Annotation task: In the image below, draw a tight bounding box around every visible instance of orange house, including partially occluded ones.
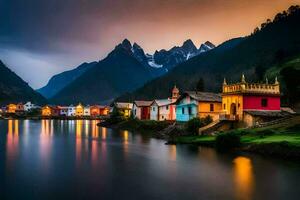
[90,105,101,116]
[42,106,60,117]
[7,104,17,113]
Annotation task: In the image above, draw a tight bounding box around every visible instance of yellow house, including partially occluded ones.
[7,104,17,113]
[42,106,52,116]
[113,102,133,118]
[198,101,223,121]
[76,103,84,116]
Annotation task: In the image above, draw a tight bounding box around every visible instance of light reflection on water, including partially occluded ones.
[233,156,254,200]
[1,119,300,200]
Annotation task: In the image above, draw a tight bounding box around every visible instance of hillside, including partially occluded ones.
[50,40,160,105]
[37,62,97,98]
[116,5,300,108]
[0,60,47,105]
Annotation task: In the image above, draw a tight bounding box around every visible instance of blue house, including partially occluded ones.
[175,92,198,122]
[175,91,222,122]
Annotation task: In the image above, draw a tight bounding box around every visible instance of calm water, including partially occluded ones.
[0,120,300,200]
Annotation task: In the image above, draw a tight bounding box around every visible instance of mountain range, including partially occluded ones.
[39,39,214,104]
[116,5,300,109]
[0,60,47,106]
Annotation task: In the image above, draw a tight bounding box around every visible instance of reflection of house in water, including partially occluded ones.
[6,120,19,165]
[233,156,254,200]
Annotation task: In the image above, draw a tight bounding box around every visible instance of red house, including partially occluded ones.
[221,75,288,126]
[132,101,152,120]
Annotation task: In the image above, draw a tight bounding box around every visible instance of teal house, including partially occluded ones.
[175,91,222,122]
[175,92,199,122]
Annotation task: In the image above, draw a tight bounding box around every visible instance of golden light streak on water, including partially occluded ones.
[233,156,254,200]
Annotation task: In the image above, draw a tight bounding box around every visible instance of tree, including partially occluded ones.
[196,78,205,92]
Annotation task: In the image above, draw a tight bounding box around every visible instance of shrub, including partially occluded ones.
[216,132,241,151]
[201,115,213,126]
[185,118,203,135]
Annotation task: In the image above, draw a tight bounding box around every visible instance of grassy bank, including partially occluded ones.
[173,116,300,158]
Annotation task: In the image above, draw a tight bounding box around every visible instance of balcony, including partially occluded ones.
[219,114,239,121]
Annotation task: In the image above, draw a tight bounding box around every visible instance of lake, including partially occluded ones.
[0,120,300,200]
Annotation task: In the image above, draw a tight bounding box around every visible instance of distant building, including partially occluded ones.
[67,105,76,116]
[150,85,179,121]
[113,102,133,118]
[132,101,152,120]
[6,104,17,113]
[24,102,37,111]
[16,103,25,113]
[221,75,284,126]
[175,91,222,122]
[75,103,84,116]
[42,105,60,117]
[59,106,68,116]
[84,106,90,116]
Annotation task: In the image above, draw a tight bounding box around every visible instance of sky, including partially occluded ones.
[1,0,300,89]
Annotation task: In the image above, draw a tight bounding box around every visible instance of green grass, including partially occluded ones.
[174,116,300,147]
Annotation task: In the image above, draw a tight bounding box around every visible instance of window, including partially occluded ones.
[166,105,169,110]
[223,104,226,109]
[182,107,185,114]
[261,98,268,107]
[210,104,214,112]
[188,107,192,115]
[152,107,155,111]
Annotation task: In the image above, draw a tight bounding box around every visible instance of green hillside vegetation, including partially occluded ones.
[117,5,300,108]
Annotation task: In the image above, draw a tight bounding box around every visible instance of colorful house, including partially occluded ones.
[150,99,176,121]
[24,102,35,111]
[221,75,282,126]
[42,106,60,117]
[132,101,152,120]
[90,105,101,116]
[150,85,179,121]
[67,105,76,116]
[100,106,110,115]
[113,102,133,118]
[6,104,17,113]
[175,91,222,122]
[59,106,68,116]
[16,103,25,113]
[84,106,90,116]
[75,103,84,116]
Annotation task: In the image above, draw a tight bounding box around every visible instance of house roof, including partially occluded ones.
[152,99,176,107]
[177,91,222,103]
[134,100,153,107]
[244,110,291,117]
[114,102,133,109]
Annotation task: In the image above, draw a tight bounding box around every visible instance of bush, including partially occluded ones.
[185,116,213,135]
[216,132,241,151]
[185,118,203,135]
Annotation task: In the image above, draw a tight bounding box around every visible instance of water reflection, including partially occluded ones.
[168,145,177,161]
[40,120,52,169]
[6,120,19,167]
[233,156,254,200]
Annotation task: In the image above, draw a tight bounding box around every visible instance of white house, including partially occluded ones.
[150,99,176,121]
[67,105,76,116]
[132,101,152,120]
[59,106,68,116]
[24,102,37,111]
[84,106,90,116]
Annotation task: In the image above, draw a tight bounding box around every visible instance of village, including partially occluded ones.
[1,75,296,135]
